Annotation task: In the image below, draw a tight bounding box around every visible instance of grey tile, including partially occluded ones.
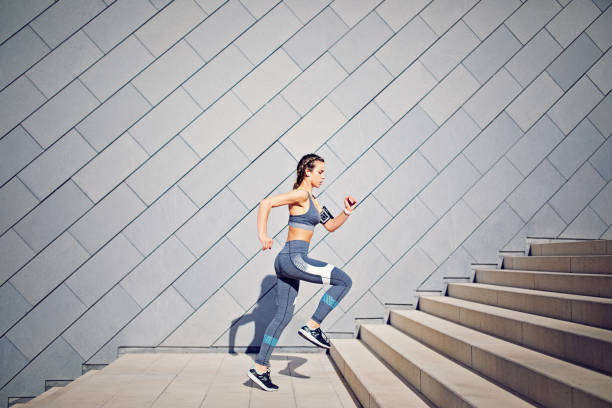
[183,45,253,109]
[464,112,524,174]
[0,26,49,90]
[371,245,437,304]
[63,285,141,360]
[233,49,301,112]
[18,130,96,200]
[506,115,564,176]
[592,0,612,11]
[179,139,249,207]
[548,76,603,134]
[121,236,194,308]
[420,0,478,35]
[132,40,203,106]
[506,72,563,132]
[419,154,481,218]
[22,80,99,149]
[463,202,524,262]
[0,230,34,286]
[505,0,561,44]
[375,15,437,76]
[282,7,349,70]
[26,30,102,98]
[373,105,438,169]
[76,84,151,152]
[375,0,430,31]
[0,282,31,336]
[6,284,86,359]
[420,64,480,126]
[590,181,612,224]
[546,0,601,48]
[561,206,607,238]
[69,183,146,254]
[14,180,93,252]
[547,33,602,91]
[327,103,392,166]
[0,178,38,236]
[505,29,562,87]
[373,152,437,216]
[135,0,207,57]
[92,286,193,362]
[239,0,277,18]
[126,136,199,205]
[586,4,612,51]
[550,162,606,223]
[373,198,437,263]
[235,3,302,65]
[506,159,565,222]
[418,246,475,290]
[281,52,347,116]
[331,0,379,27]
[590,138,612,181]
[463,24,522,84]
[186,0,254,62]
[0,77,45,140]
[29,0,106,49]
[329,56,393,118]
[176,187,247,257]
[589,92,612,137]
[329,11,393,73]
[230,94,298,160]
[588,48,612,94]
[66,233,143,307]
[463,0,522,40]
[420,21,480,81]
[324,195,391,263]
[339,243,390,310]
[123,186,197,256]
[181,91,251,158]
[83,0,156,52]
[0,337,28,390]
[160,287,242,347]
[0,0,54,44]
[9,232,89,306]
[418,199,481,265]
[328,291,385,332]
[284,0,331,23]
[463,68,522,129]
[374,60,435,122]
[549,119,605,179]
[504,204,566,249]
[195,0,225,13]
[173,237,245,309]
[419,108,481,172]
[0,126,42,186]
[72,133,149,203]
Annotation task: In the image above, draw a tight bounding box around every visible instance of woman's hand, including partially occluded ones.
[259,234,273,251]
[344,195,357,212]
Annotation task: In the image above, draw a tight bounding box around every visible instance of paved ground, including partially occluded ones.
[19,352,360,408]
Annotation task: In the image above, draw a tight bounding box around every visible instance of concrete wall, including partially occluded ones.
[0,0,610,404]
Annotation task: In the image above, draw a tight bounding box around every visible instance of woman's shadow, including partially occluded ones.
[228,275,309,379]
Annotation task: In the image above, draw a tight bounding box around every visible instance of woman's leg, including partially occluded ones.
[310,264,352,324]
[254,275,299,368]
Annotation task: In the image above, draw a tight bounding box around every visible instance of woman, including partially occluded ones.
[247,153,357,391]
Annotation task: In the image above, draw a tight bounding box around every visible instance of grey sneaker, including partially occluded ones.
[298,325,330,349]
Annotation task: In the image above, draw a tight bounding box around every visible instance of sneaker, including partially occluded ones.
[298,325,330,349]
[248,368,279,392]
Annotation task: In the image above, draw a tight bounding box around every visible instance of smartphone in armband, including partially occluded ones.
[320,206,334,224]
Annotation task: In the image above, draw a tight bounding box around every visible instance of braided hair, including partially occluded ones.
[293,153,324,189]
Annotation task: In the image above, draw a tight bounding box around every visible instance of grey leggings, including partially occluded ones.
[255,240,352,367]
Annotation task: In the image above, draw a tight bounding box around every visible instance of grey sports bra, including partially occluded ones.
[288,191,321,231]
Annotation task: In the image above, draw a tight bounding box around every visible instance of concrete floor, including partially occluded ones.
[20,352,360,408]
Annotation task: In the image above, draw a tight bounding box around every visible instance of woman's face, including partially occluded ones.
[307,160,326,188]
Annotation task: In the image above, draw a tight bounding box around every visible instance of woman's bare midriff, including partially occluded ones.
[286,226,314,243]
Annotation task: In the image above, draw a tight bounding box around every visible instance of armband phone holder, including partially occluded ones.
[320,206,333,224]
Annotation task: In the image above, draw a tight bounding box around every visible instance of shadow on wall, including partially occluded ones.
[228,275,277,354]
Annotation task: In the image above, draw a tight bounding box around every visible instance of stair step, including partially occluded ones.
[475,268,612,297]
[330,339,429,408]
[419,295,612,375]
[390,310,612,408]
[448,282,612,329]
[21,370,99,407]
[360,324,535,407]
[503,255,612,274]
[531,240,612,256]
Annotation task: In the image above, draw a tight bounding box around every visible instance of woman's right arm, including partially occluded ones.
[258,189,308,251]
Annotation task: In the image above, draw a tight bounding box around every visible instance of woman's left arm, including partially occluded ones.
[322,195,357,232]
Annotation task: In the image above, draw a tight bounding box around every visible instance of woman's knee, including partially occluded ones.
[332,267,352,289]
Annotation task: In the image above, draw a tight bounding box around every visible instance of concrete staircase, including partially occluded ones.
[330,239,612,408]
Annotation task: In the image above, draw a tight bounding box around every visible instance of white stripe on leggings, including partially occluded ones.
[290,254,334,284]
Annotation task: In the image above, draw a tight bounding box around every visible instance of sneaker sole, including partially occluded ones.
[247,371,278,392]
[298,328,330,349]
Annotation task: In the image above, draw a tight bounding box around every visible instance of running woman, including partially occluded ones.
[247,153,357,391]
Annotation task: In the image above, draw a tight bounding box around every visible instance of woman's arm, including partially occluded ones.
[258,189,308,250]
[322,195,357,232]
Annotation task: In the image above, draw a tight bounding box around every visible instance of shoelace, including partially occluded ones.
[313,327,329,343]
